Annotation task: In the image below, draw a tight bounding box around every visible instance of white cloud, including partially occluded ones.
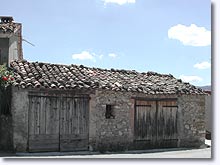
[98,54,104,59]
[103,0,135,5]
[179,75,203,83]
[194,61,211,69]
[168,24,211,46]
[108,53,117,58]
[72,51,95,61]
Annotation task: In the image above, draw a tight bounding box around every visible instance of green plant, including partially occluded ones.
[0,64,14,89]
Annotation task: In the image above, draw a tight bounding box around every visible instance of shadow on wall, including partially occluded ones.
[0,86,13,152]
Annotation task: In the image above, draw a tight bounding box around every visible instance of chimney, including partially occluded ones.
[0,16,23,66]
[0,16,14,24]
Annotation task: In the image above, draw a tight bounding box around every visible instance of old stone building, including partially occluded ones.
[8,60,205,152]
[0,17,206,153]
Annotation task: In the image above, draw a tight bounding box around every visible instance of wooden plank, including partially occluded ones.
[63,97,67,135]
[60,97,65,135]
[29,143,59,149]
[157,102,178,141]
[29,143,59,152]
[28,134,59,152]
[81,98,85,135]
[156,104,164,141]
[84,98,89,135]
[59,97,89,152]
[67,97,72,134]
[39,97,46,134]
[29,139,59,144]
[171,107,178,139]
[29,134,59,140]
[60,139,88,151]
[34,96,39,134]
[160,100,177,107]
[76,98,80,135]
[80,98,84,134]
[45,97,50,134]
[29,96,35,135]
[51,97,58,134]
[85,98,89,138]
[136,100,154,106]
[133,97,177,102]
[28,90,91,98]
[54,97,59,134]
[70,98,74,135]
[60,98,64,135]
[33,97,37,134]
[45,97,59,134]
[72,98,77,134]
[134,103,156,141]
[46,97,52,134]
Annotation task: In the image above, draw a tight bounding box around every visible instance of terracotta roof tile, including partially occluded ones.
[0,22,19,33]
[10,60,205,95]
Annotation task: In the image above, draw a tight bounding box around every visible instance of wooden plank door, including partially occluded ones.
[28,96,60,152]
[59,97,89,151]
[157,100,178,147]
[134,100,156,142]
[134,99,178,148]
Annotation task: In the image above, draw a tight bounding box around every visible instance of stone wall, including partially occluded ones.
[0,87,13,151]
[11,87,29,152]
[89,90,206,151]
[205,95,212,133]
[178,95,206,148]
[9,87,206,152]
[89,90,134,151]
[0,115,13,151]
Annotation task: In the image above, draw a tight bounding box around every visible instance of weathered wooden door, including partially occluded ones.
[157,100,178,145]
[28,93,89,152]
[134,99,178,148]
[59,97,89,151]
[134,100,157,141]
[28,96,60,152]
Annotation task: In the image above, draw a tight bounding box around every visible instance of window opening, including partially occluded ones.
[105,104,115,119]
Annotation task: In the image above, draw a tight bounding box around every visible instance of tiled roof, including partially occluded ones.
[0,22,19,33]
[10,60,205,95]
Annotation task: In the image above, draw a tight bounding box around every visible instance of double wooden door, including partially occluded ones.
[28,93,89,152]
[134,99,178,148]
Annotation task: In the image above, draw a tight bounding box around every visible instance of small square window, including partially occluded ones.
[105,104,115,119]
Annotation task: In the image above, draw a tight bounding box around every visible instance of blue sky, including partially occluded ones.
[1,0,211,86]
